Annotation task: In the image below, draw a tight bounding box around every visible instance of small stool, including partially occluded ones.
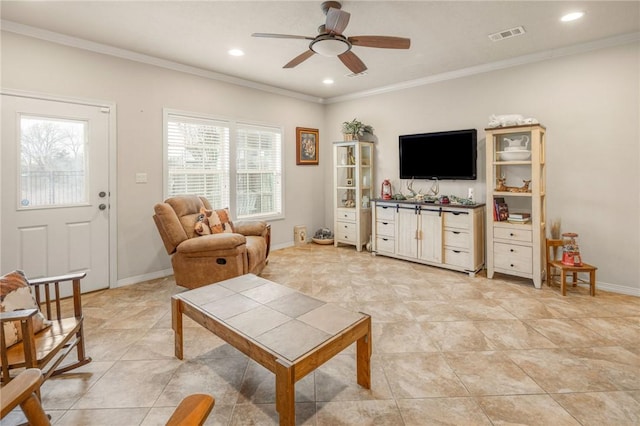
[546,239,597,296]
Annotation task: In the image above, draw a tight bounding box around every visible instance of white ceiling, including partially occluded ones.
[1,1,639,102]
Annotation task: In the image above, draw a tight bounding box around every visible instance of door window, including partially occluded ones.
[19,115,88,208]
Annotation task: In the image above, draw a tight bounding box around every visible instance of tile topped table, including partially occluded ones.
[171,274,372,425]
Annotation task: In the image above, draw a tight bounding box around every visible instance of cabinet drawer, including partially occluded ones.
[376,237,395,254]
[337,209,356,221]
[494,242,532,259]
[444,229,470,249]
[336,221,356,242]
[443,211,469,229]
[444,248,469,268]
[494,252,532,274]
[494,226,532,243]
[376,220,395,237]
[376,205,395,221]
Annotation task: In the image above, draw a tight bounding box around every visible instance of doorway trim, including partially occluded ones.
[1,88,118,288]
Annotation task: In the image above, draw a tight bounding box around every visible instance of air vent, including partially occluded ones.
[346,71,368,78]
[488,26,526,42]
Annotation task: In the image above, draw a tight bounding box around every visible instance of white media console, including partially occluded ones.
[371,199,485,277]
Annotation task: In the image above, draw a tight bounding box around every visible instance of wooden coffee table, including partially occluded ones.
[171,274,371,426]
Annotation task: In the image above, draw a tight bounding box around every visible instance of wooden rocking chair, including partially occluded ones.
[0,273,92,384]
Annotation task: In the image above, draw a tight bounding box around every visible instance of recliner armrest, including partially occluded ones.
[176,233,246,254]
[234,221,268,237]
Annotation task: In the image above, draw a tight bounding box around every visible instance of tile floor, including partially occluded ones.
[3,244,640,425]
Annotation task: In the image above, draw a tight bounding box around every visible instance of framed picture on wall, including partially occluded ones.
[296,127,319,165]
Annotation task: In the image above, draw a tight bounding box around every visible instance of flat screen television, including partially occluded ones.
[399,128,477,180]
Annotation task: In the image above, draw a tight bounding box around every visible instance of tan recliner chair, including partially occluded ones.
[153,195,270,289]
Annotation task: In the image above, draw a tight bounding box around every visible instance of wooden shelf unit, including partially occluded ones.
[333,141,374,251]
[485,124,546,288]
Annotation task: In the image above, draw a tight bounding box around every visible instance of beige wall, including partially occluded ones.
[1,32,327,284]
[325,42,639,295]
[2,31,638,295]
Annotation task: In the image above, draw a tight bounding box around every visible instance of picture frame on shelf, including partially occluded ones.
[296,127,319,165]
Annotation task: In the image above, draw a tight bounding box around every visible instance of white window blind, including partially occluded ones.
[236,123,282,218]
[165,113,230,208]
[164,109,283,221]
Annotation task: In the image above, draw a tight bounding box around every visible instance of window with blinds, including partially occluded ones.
[164,110,283,220]
[236,123,282,218]
[165,113,230,208]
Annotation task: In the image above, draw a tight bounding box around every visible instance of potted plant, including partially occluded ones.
[342,119,374,141]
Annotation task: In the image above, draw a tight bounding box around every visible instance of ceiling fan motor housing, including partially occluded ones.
[321,1,342,15]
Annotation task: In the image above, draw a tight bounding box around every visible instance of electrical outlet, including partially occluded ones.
[468,188,474,200]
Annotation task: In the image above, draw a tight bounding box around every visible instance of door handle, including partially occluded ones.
[99,191,107,198]
[99,204,107,210]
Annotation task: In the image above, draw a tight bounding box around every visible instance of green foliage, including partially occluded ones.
[341,119,374,137]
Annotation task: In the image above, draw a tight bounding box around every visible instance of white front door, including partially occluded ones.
[1,94,111,293]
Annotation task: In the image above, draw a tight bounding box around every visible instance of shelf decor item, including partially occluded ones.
[342,119,373,141]
[561,232,582,266]
[296,127,319,165]
[381,178,392,200]
[312,227,334,245]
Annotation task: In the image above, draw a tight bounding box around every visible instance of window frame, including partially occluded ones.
[163,108,284,221]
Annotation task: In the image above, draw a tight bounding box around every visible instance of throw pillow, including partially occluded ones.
[209,208,234,234]
[194,207,212,236]
[0,270,51,348]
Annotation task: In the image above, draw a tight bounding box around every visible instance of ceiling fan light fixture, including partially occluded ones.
[310,36,350,56]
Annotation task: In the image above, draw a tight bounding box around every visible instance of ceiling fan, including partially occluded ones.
[252,1,411,74]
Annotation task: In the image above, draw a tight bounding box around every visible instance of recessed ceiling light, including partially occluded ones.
[323,78,334,85]
[228,49,244,56]
[561,12,584,22]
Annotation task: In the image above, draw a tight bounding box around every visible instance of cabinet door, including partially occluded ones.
[418,210,442,263]
[397,208,418,258]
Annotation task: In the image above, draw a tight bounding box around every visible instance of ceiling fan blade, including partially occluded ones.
[338,51,367,74]
[252,33,314,40]
[348,35,411,49]
[325,8,350,34]
[283,50,316,68]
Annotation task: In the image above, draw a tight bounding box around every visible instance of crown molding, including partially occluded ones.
[2,19,637,105]
[0,20,324,104]
[324,31,640,104]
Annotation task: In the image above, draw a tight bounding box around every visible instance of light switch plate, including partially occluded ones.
[136,173,147,183]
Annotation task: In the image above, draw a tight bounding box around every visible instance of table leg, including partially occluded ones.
[172,297,184,360]
[356,317,372,389]
[590,270,596,296]
[275,359,295,426]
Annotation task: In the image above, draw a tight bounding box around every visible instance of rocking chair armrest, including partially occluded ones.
[28,272,87,286]
[165,394,215,426]
[0,309,39,322]
[0,368,45,420]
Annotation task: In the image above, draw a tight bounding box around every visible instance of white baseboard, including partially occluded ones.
[115,268,173,288]
[271,241,295,251]
[595,281,640,297]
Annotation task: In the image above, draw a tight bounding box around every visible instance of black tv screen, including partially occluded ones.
[399,129,477,180]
